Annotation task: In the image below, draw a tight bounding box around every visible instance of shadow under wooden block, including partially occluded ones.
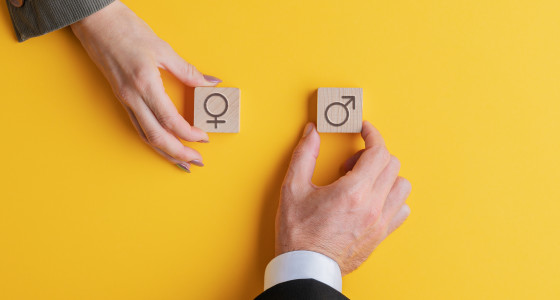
[317,88,363,133]
[308,89,318,125]
[194,87,240,133]
[183,85,195,125]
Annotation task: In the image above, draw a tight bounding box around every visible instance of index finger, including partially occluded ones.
[362,120,386,150]
[343,121,390,184]
[145,83,209,143]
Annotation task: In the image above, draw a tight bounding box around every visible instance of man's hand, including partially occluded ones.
[70,1,220,171]
[276,121,411,275]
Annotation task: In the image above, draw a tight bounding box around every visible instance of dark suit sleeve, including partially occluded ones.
[6,0,115,42]
[255,279,349,300]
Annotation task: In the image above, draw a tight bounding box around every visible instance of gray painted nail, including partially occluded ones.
[190,160,204,167]
[203,75,222,83]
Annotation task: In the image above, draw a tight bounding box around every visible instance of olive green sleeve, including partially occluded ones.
[6,0,115,42]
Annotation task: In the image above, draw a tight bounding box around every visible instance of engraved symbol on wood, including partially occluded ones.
[325,96,356,127]
[204,93,229,129]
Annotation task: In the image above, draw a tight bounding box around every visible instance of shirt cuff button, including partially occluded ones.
[9,0,24,8]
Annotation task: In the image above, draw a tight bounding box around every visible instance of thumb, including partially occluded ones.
[161,50,222,87]
[284,123,321,192]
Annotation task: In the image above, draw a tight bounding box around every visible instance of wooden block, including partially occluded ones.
[317,88,363,133]
[194,87,240,133]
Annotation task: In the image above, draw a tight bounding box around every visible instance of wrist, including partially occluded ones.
[276,237,342,270]
[70,0,120,37]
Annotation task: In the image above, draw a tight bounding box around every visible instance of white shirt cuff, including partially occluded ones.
[264,250,342,292]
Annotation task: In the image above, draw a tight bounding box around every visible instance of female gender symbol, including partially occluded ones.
[204,93,229,129]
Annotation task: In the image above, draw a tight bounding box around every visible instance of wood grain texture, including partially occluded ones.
[317,88,363,133]
[194,87,240,133]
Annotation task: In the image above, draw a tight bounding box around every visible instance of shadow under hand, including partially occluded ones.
[63,28,137,135]
[237,89,322,298]
[236,127,303,299]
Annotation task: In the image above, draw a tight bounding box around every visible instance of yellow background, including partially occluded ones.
[1,0,559,299]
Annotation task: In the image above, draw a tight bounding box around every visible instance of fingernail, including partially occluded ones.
[302,123,313,137]
[198,140,210,143]
[190,160,204,167]
[176,163,191,173]
[203,75,222,84]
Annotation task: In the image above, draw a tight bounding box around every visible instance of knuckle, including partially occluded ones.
[158,113,178,130]
[365,145,390,165]
[399,178,412,195]
[366,207,387,232]
[403,204,411,215]
[133,67,158,91]
[403,204,411,217]
[378,221,389,236]
[189,64,199,77]
[281,180,298,200]
[145,130,166,148]
[368,205,383,223]
[291,148,306,162]
[346,187,365,206]
[375,146,391,163]
[116,86,134,104]
[390,155,401,171]
[180,61,197,79]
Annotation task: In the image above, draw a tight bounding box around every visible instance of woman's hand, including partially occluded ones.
[71,1,220,172]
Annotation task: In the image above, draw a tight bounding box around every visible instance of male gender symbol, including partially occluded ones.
[204,93,229,129]
[325,95,356,127]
